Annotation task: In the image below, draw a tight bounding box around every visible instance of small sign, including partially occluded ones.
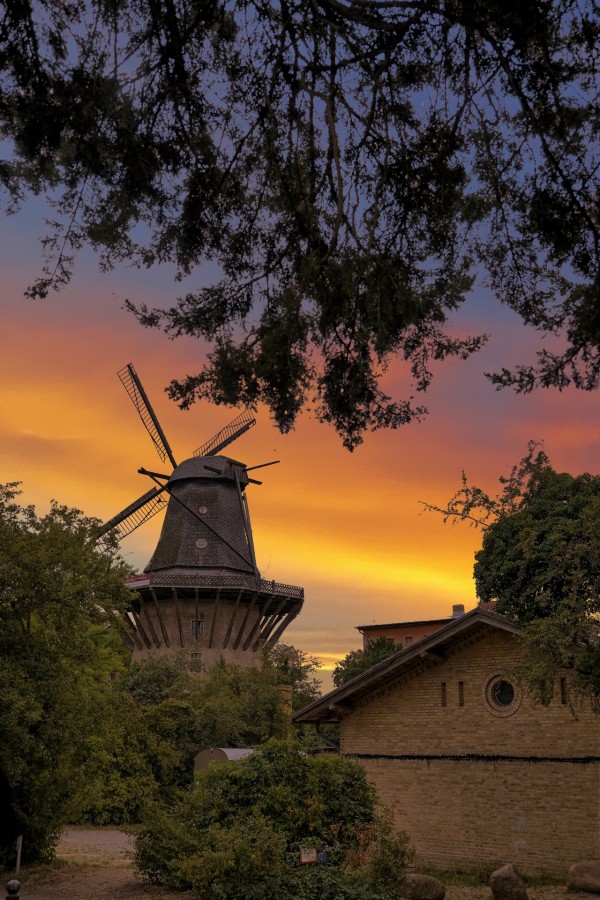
[300,848,318,865]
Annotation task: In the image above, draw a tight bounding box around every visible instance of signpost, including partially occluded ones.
[299,847,328,865]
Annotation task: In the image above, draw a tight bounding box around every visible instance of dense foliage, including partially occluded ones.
[77,655,291,825]
[264,642,323,711]
[427,445,600,702]
[0,483,132,866]
[134,740,412,899]
[333,637,399,687]
[1,2,599,448]
[0,483,316,866]
[475,467,600,702]
[474,470,600,624]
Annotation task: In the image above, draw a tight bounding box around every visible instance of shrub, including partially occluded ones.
[134,741,411,898]
[174,813,287,899]
[285,863,398,900]
[343,809,414,891]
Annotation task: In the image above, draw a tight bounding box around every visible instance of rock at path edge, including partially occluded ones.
[490,863,528,900]
[568,861,600,894]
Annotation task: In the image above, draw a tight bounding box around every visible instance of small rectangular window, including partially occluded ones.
[404,636,413,646]
[190,618,204,637]
[560,677,567,705]
[458,681,464,707]
[441,682,447,707]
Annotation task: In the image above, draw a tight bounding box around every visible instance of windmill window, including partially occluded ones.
[189,651,202,672]
[195,538,208,549]
[404,636,413,646]
[191,618,204,637]
[198,504,208,514]
[441,682,447,707]
[458,681,464,707]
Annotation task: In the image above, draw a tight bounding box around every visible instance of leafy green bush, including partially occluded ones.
[343,809,413,891]
[135,741,412,898]
[285,864,400,900]
[74,657,291,827]
[174,813,287,899]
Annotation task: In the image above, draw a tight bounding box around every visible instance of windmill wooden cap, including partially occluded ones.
[169,454,249,487]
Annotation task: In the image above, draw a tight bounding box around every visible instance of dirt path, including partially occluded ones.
[8,828,594,900]
[14,827,192,899]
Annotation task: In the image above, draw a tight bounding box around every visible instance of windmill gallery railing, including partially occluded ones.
[125,574,303,656]
[146,572,304,599]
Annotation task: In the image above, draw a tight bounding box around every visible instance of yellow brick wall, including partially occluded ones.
[359,757,599,875]
[340,627,600,874]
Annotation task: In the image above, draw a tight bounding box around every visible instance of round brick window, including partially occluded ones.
[493,680,514,706]
[485,674,522,717]
[195,538,208,549]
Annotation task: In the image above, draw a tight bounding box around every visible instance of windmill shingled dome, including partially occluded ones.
[169,454,249,487]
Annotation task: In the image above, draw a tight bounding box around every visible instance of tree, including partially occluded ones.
[78,654,292,824]
[0,483,132,864]
[333,636,398,687]
[474,469,600,625]
[264,642,322,711]
[425,446,600,702]
[475,467,600,702]
[1,2,598,449]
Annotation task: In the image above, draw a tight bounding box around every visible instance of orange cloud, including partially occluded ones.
[2,216,599,674]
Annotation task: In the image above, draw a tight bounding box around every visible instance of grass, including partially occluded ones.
[421,864,564,888]
[3,859,67,884]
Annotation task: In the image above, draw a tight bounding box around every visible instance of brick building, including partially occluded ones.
[357,603,466,649]
[294,607,600,875]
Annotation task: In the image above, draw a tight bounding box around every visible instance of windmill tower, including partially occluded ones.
[98,363,304,671]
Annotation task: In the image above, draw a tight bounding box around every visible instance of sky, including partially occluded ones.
[1,197,599,689]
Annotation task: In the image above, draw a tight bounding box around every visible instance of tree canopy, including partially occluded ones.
[332,636,398,687]
[0,483,132,864]
[0,483,318,864]
[1,1,599,448]
[474,468,600,626]
[426,445,600,702]
[264,641,322,710]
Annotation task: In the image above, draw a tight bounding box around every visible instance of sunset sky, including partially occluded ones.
[2,195,599,688]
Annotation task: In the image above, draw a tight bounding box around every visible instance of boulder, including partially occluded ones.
[490,863,528,900]
[397,873,446,900]
[567,861,600,894]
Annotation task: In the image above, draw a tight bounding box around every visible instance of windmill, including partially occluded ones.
[98,363,304,671]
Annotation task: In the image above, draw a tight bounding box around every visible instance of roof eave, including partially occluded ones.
[356,617,452,632]
[294,609,518,724]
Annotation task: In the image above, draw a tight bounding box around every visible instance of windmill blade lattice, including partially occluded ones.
[193,410,256,458]
[97,486,168,542]
[118,363,177,467]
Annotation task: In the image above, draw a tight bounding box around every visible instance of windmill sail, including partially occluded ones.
[97,487,168,542]
[193,410,256,458]
[118,363,177,467]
